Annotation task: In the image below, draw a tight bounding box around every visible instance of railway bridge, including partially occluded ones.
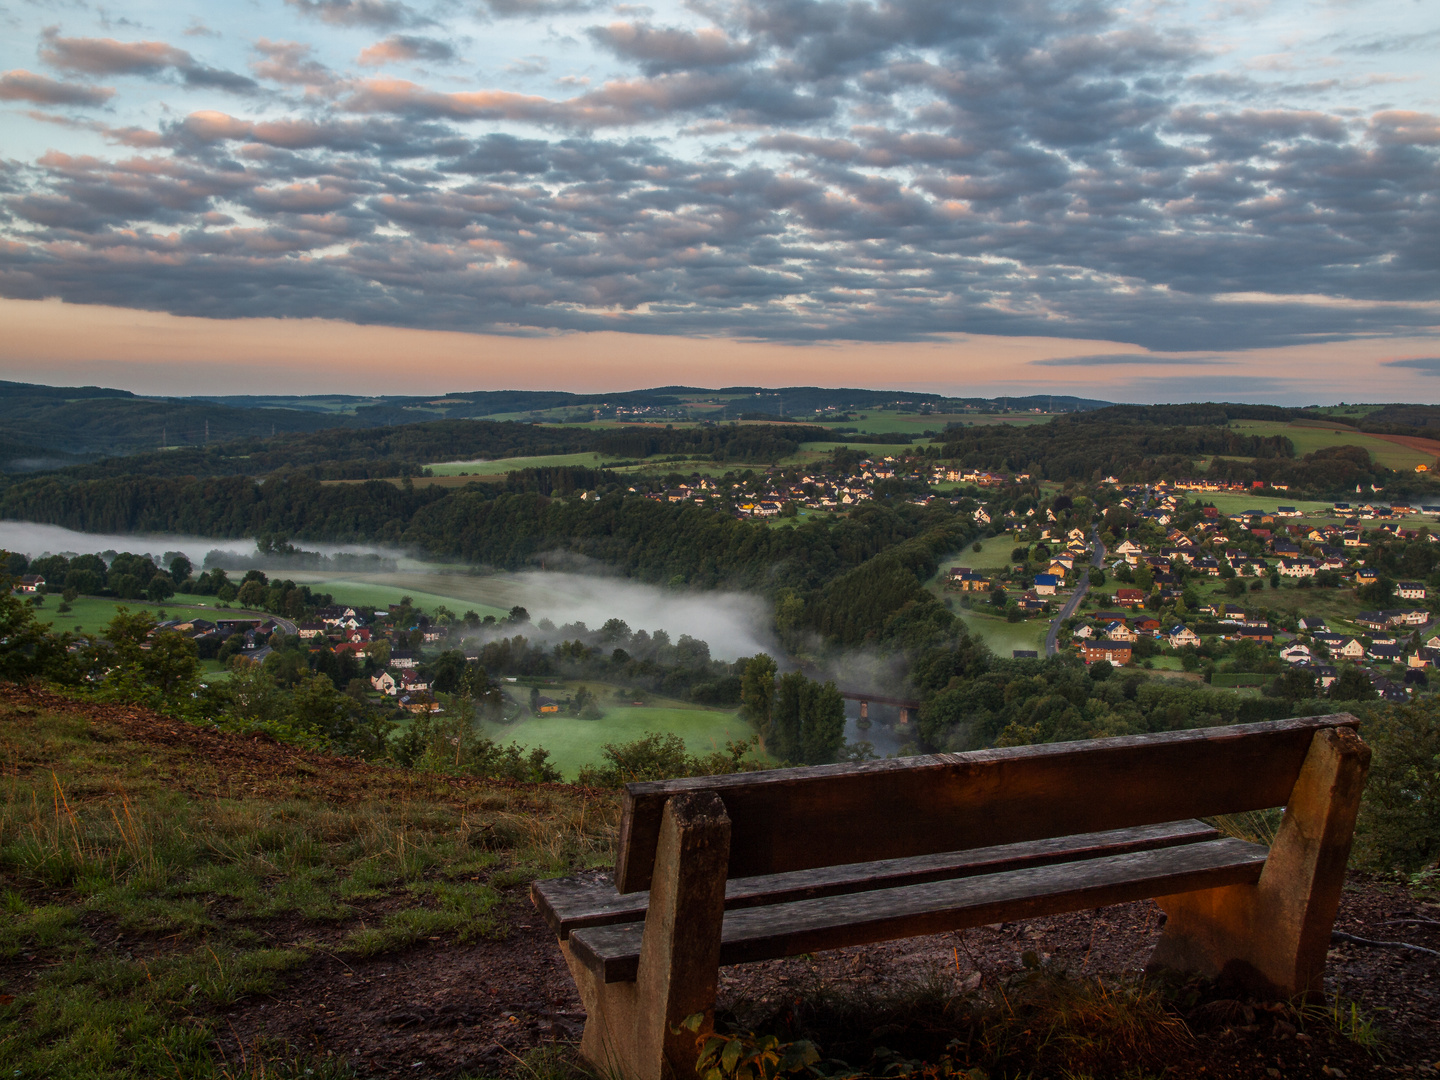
[840,691,922,725]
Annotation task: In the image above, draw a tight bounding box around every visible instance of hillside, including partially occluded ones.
[2,686,1437,1079]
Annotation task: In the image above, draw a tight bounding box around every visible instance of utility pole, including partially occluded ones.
[205,419,209,445]
[162,425,166,449]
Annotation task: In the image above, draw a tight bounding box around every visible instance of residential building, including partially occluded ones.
[1081,642,1133,665]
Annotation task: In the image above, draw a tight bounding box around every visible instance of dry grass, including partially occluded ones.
[0,690,619,1079]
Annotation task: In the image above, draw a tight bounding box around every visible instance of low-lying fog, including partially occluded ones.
[0,521,777,661]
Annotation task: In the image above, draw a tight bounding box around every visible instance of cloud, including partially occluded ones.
[0,69,114,107]
[356,35,456,66]
[39,30,258,92]
[284,0,422,28]
[587,22,757,74]
[1030,354,1234,367]
[251,40,336,87]
[0,0,1437,359]
[1381,358,1440,376]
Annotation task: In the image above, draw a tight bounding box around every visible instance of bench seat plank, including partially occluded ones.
[569,837,1268,984]
[534,820,1220,940]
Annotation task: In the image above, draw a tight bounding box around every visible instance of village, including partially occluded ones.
[938,480,1437,702]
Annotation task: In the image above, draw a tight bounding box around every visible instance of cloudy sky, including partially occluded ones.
[0,0,1435,402]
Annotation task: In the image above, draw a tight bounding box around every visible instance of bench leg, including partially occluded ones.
[1146,726,1370,999]
[563,791,731,1080]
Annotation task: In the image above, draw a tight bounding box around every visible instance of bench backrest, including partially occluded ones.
[614,714,1359,893]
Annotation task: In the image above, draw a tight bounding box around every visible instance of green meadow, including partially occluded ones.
[1229,419,1432,471]
[954,606,1049,658]
[31,596,268,636]
[426,452,621,476]
[274,578,511,622]
[478,700,758,779]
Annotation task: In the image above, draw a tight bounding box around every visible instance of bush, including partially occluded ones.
[1353,700,1440,873]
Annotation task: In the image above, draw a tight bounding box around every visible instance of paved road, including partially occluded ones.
[247,614,298,662]
[1045,528,1106,657]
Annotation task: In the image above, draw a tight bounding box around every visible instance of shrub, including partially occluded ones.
[1353,699,1440,873]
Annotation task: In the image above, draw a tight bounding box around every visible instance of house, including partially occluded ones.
[389,650,418,670]
[1105,621,1138,643]
[1368,674,1408,703]
[1136,618,1161,634]
[1367,643,1404,663]
[15,574,44,593]
[296,622,326,639]
[1331,637,1365,660]
[1277,558,1316,578]
[399,694,442,713]
[535,696,561,714]
[1298,617,1329,633]
[1393,608,1430,627]
[1279,643,1312,664]
[1072,624,1095,639]
[1232,625,1275,643]
[370,671,398,695]
[1356,612,1391,631]
[950,570,989,592]
[1397,581,1427,600]
[1115,588,1146,608]
[1113,540,1143,560]
[1354,568,1379,586]
[1081,641,1133,666]
[1167,625,1200,649]
[1033,574,1059,596]
[1046,561,1070,580]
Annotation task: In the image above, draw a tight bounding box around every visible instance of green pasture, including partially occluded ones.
[1229,419,1432,471]
[274,578,510,622]
[1198,493,1340,518]
[31,595,268,636]
[955,606,1049,657]
[427,452,622,476]
[1209,673,1270,688]
[478,700,757,779]
[951,533,1022,571]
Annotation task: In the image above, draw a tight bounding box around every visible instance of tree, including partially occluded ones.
[740,654,777,732]
[1329,665,1377,702]
[1275,665,1317,702]
[168,554,192,584]
[146,573,176,603]
[236,580,266,608]
[770,671,845,765]
[1088,567,1105,587]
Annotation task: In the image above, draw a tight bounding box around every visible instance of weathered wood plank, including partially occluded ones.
[616,715,1358,892]
[574,838,1269,983]
[534,820,1220,939]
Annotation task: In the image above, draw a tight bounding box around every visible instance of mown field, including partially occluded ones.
[32,596,269,636]
[954,606,1049,657]
[1229,419,1433,471]
[281,578,512,622]
[426,452,620,476]
[479,697,757,780]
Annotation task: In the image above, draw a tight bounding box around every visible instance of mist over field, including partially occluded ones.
[0,520,777,661]
[0,521,391,566]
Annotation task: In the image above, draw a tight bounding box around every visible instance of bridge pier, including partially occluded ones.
[899,707,910,725]
[859,700,868,719]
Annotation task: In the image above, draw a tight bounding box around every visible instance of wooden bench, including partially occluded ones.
[532,715,1369,1080]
